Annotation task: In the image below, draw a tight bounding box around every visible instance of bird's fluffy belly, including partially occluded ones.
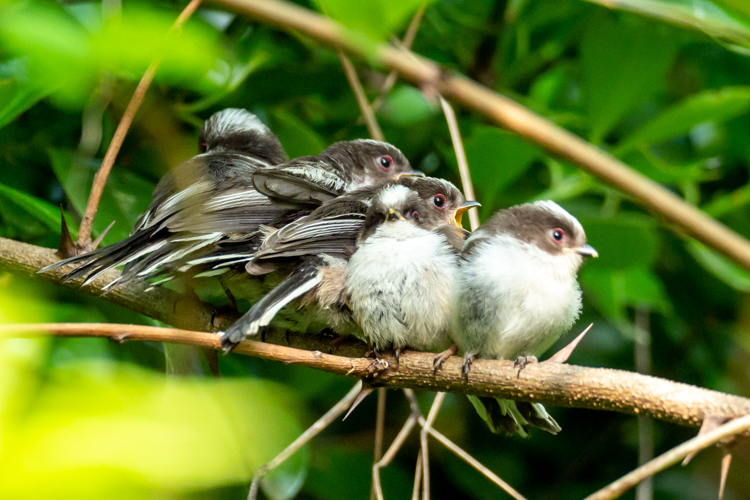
[454,237,582,360]
[346,222,456,351]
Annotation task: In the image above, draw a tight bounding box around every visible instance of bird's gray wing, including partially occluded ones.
[252,158,346,206]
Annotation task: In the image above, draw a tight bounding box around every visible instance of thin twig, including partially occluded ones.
[439,96,480,231]
[76,0,203,249]
[584,413,750,500]
[419,391,445,500]
[371,386,387,500]
[371,3,427,112]
[337,50,384,141]
[213,0,750,272]
[372,413,419,500]
[635,308,653,500]
[247,381,362,500]
[417,415,528,500]
[412,449,423,500]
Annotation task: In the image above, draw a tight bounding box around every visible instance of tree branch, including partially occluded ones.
[2,319,750,429]
[210,0,750,272]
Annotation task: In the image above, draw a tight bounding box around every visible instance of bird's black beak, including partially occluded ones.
[572,244,598,258]
[386,208,406,222]
[453,200,481,227]
[397,170,425,178]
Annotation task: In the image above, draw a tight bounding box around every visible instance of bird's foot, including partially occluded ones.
[366,358,389,377]
[513,355,539,378]
[433,344,458,375]
[462,353,475,382]
[394,347,407,367]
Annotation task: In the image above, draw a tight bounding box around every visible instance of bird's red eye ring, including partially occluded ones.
[551,228,565,243]
[378,155,393,170]
[412,211,421,221]
[199,142,208,153]
[432,194,447,209]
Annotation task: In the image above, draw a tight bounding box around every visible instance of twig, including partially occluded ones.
[419,391,445,499]
[370,3,427,112]
[635,308,653,500]
[247,381,362,500]
[372,411,419,500]
[76,0,203,249]
[212,0,750,272]
[337,50,384,141]
[416,415,528,500]
[371,386,387,499]
[439,96,480,230]
[583,413,750,500]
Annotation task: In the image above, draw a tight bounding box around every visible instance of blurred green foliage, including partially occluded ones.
[3,0,750,498]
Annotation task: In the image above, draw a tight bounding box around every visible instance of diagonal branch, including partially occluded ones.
[210,0,750,272]
[76,0,203,250]
[584,413,750,500]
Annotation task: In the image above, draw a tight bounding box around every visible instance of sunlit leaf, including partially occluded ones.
[314,0,430,41]
[0,355,308,499]
[686,240,750,291]
[581,0,750,52]
[617,86,750,153]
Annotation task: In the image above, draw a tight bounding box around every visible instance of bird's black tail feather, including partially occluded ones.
[220,257,325,352]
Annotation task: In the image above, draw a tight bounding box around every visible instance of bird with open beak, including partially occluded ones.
[448,200,597,437]
[40,109,418,288]
[219,177,479,353]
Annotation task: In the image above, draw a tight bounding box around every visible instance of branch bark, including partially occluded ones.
[3,236,750,426]
[210,0,750,272]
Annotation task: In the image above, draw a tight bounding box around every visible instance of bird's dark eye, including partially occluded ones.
[378,155,393,170]
[199,142,208,153]
[412,211,420,221]
[551,228,565,243]
[432,194,447,209]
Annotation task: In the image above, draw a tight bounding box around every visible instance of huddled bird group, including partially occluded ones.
[42,108,597,437]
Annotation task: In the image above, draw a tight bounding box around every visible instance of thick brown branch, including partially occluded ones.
[2,321,750,429]
[77,0,203,249]
[211,0,750,272]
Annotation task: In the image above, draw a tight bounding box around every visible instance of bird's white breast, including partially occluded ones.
[453,234,582,360]
[346,221,457,351]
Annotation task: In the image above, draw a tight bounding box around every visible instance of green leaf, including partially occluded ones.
[48,149,155,245]
[379,85,437,126]
[0,183,71,234]
[578,212,660,270]
[686,240,750,291]
[269,109,326,158]
[459,127,540,215]
[617,86,750,153]
[314,0,430,41]
[581,13,679,144]
[0,59,52,129]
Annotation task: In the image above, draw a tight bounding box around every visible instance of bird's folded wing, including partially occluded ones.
[253,199,369,260]
[252,158,346,205]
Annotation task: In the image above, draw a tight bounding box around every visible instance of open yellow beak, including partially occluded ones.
[386,208,406,222]
[452,201,481,227]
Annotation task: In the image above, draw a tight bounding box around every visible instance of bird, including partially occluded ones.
[40,109,417,289]
[449,200,597,437]
[219,176,479,353]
